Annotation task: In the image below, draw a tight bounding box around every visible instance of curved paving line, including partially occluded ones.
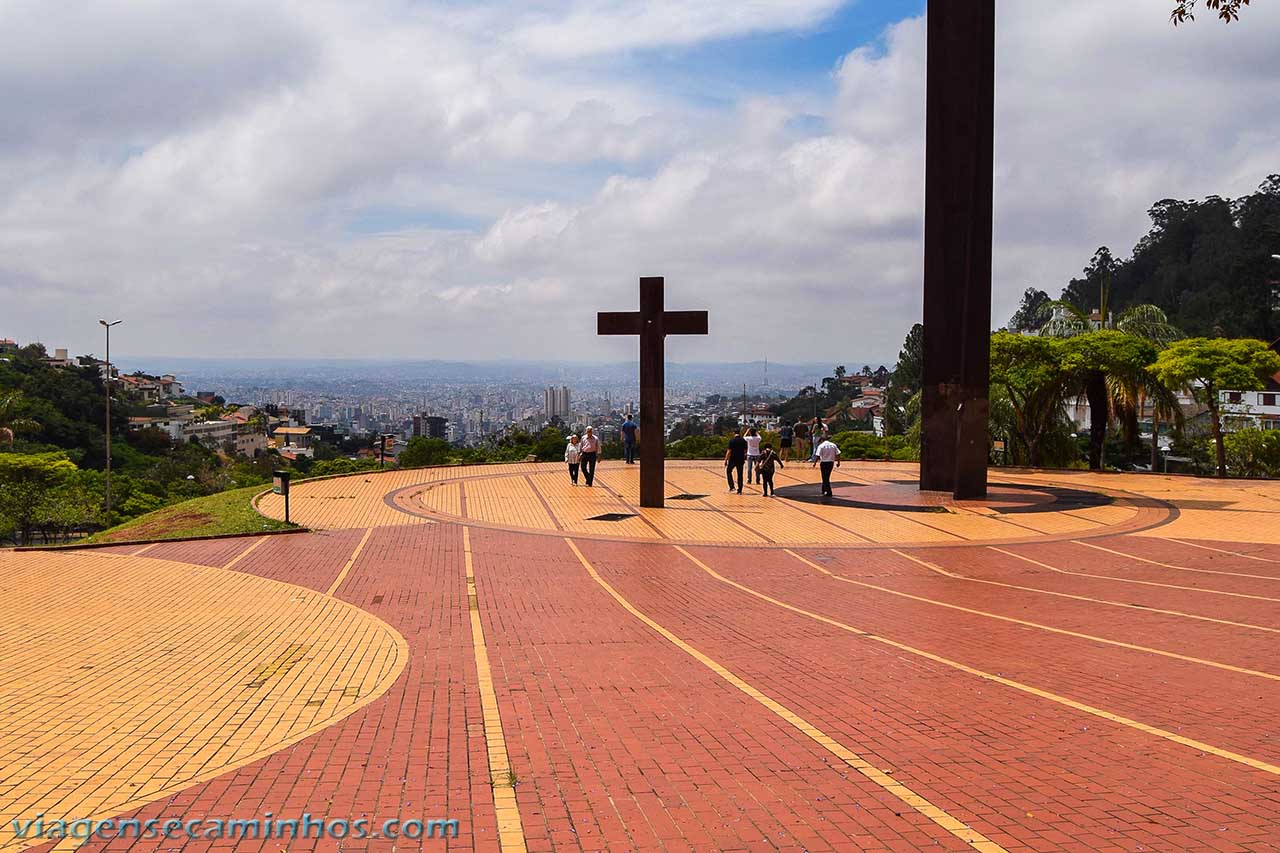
[674,545,1280,779]
[375,464,1175,550]
[0,549,410,853]
[564,538,1006,852]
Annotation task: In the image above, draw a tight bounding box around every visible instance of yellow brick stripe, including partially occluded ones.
[1173,538,1280,564]
[893,548,1279,635]
[675,546,1280,778]
[326,528,374,596]
[991,547,1280,603]
[792,550,1280,681]
[221,536,268,570]
[463,528,526,853]
[564,538,1005,852]
[1077,539,1280,581]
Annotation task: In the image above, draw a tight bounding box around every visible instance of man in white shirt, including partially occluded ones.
[812,437,841,497]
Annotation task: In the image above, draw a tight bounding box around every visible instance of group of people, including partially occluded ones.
[562,426,601,486]
[562,415,638,487]
[563,415,842,499]
[776,416,830,463]
[725,424,841,497]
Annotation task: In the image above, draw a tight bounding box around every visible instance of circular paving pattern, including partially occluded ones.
[251,461,1177,548]
[0,548,407,852]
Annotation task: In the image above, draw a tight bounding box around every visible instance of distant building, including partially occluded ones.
[1221,345,1280,430]
[413,414,448,439]
[0,338,17,357]
[235,431,268,457]
[183,419,236,450]
[128,412,192,441]
[544,386,571,421]
[273,426,315,457]
[43,348,80,368]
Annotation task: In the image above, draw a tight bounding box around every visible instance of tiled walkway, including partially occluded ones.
[3,463,1279,851]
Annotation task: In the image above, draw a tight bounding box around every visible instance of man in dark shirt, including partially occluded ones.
[725,429,748,494]
[792,420,810,462]
[620,415,639,464]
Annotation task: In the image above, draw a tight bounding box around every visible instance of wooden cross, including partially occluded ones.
[598,277,708,508]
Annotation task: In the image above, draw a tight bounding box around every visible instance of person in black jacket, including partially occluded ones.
[757,443,783,496]
[724,429,748,494]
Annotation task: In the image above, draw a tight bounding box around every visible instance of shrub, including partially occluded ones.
[1224,429,1280,478]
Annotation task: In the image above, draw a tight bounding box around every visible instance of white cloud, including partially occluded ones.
[2,0,1278,365]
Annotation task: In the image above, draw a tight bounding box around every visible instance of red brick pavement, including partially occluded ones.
[577,537,1280,851]
[997,540,1280,598]
[35,524,496,853]
[719,545,1280,761]
[1085,536,1280,579]
[20,524,1280,852]
[811,547,1278,671]
[469,527,972,852]
[927,543,1280,626]
[142,537,260,567]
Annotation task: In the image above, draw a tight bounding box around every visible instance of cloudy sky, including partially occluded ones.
[3,0,1278,365]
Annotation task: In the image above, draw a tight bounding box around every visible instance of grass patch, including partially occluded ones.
[85,486,295,544]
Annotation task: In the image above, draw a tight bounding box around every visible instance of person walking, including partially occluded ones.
[792,419,810,464]
[620,414,639,464]
[565,434,582,485]
[812,434,841,497]
[725,429,748,494]
[778,421,794,462]
[579,426,601,486]
[809,417,826,462]
[757,443,783,496]
[744,426,762,484]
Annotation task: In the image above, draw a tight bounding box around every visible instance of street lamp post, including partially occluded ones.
[99,319,122,516]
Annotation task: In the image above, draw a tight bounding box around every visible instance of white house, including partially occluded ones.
[1221,387,1280,431]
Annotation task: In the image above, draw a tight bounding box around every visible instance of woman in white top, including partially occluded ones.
[565,434,582,485]
[744,427,762,484]
[578,426,601,486]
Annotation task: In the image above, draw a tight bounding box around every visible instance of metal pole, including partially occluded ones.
[99,319,122,516]
[105,324,110,514]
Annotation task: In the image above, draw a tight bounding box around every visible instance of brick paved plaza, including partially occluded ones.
[3,461,1279,852]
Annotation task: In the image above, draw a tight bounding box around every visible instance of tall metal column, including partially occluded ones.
[919,1,995,499]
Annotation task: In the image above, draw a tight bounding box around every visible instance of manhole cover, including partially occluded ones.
[587,513,638,522]
[668,493,709,501]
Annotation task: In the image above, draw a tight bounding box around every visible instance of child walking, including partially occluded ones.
[757,442,783,496]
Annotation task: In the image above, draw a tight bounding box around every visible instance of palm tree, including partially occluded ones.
[0,391,40,448]
[1038,301,1183,469]
[1109,305,1184,469]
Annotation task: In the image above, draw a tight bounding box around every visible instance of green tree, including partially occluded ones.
[34,470,105,543]
[398,437,454,468]
[1007,288,1051,333]
[1041,301,1182,469]
[990,332,1074,467]
[1223,429,1280,478]
[892,324,923,395]
[0,391,41,447]
[1149,338,1280,476]
[0,451,78,545]
[1059,331,1160,469]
